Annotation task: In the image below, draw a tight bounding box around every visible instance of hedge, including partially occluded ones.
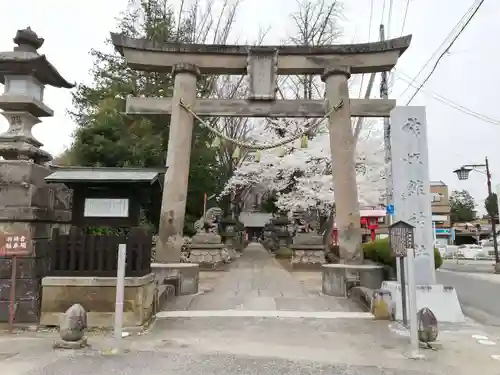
[274,247,293,259]
[362,238,442,270]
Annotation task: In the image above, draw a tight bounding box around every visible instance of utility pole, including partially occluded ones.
[380,24,399,281]
[380,24,392,221]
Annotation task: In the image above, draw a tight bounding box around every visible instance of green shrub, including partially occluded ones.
[274,247,293,259]
[363,238,442,270]
[434,247,443,269]
[363,237,395,268]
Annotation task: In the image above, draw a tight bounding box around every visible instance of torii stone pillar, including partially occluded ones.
[157,63,200,262]
[322,67,362,263]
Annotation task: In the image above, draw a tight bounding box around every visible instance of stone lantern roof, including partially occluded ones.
[0,27,74,88]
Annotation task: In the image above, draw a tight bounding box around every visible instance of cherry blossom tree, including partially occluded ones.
[218,0,384,217]
[220,122,386,213]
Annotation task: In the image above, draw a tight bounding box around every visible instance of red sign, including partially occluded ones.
[0,232,31,256]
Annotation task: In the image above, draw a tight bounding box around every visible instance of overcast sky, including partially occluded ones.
[0,0,498,214]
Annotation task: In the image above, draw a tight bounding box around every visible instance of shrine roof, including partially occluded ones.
[111,33,412,57]
[0,51,74,88]
[45,167,166,185]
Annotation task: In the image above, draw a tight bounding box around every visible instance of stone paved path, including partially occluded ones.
[162,242,360,313]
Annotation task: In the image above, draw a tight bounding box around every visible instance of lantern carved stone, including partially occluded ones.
[0,27,74,164]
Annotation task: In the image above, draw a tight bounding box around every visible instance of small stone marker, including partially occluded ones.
[53,304,88,349]
[417,307,438,345]
[370,290,394,320]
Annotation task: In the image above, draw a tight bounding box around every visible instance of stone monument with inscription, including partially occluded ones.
[382,106,463,323]
[0,28,73,323]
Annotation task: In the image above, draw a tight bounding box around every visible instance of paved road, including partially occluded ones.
[441,259,496,274]
[24,350,435,375]
[437,269,500,325]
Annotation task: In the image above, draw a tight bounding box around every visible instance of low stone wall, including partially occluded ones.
[290,233,326,269]
[291,246,325,270]
[151,263,199,295]
[189,245,235,270]
[40,273,155,328]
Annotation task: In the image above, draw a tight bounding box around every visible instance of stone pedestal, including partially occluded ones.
[40,273,156,328]
[291,233,325,269]
[188,232,230,270]
[322,264,385,297]
[358,265,384,290]
[322,264,347,297]
[151,263,199,295]
[382,281,464,323]
[0,160,71,323]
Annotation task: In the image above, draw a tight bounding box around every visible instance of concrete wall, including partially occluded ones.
[431,182,451,227]
[40,273,156,328]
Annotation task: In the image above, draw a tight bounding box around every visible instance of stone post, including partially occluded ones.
[156,63,199,263]
[391,106,436,284]
[322,66,362,264]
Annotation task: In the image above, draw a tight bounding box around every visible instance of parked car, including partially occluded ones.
[455,244,485,260]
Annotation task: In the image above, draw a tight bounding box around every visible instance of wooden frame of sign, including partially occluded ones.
[44,167,165,229]
[72,185,141,227]
[0,231,32,256]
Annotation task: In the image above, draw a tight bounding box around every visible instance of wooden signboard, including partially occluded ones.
[389,220,415,258]
[0,231,31,256]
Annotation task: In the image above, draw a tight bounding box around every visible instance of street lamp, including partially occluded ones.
[453,166,473,181]
[453,157,499,269]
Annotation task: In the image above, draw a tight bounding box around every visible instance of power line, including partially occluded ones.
[395,70,500,126]
[397,70,500,124]
[400,0,410,36]
[368,0,374,40]
[357,0,375,99]
[397,1,477,98]
[407,0,486,104]
[380,0,387,25]
[385,0,396,90]
[387,0,394,38]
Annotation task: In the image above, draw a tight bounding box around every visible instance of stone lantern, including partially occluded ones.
[0,28,73,324]
[0,27,74,163]
[271,215,291,248]
[220,215,243,251]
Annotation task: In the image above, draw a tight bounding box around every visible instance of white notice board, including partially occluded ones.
[83,198,129,218]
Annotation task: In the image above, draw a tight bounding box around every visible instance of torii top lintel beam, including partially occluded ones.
[110,33,412,75]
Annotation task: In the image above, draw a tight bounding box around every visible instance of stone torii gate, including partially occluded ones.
[111,33,412,263]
